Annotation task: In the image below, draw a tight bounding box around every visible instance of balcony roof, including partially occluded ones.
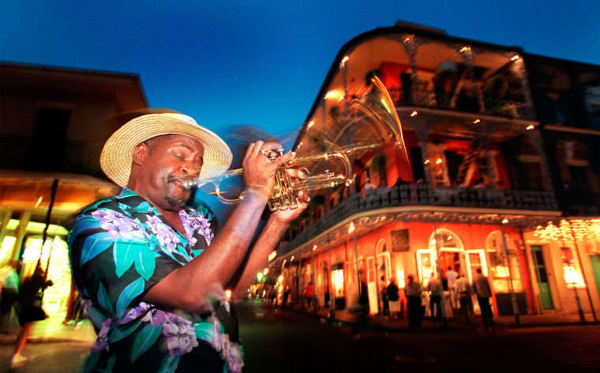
[0,169,120,227]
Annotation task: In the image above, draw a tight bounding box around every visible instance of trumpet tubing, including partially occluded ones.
[180,150,353,211]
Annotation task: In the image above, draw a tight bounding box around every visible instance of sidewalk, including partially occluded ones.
[0,316,96,345]
[1,305,598,346]
[274,302,600,332]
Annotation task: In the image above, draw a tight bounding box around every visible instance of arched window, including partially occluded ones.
[425,228,464,280]
[428,228,464,251]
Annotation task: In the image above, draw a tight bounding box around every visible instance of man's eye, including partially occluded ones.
[173,153,184,160]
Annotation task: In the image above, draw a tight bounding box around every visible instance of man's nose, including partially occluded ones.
[181,160,193,174]
[181,159,201,176]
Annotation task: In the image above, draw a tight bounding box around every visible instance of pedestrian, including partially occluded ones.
[445,266,459,309]
[352,278,369,339]
[67,112,309,372]
[473,268,494,328]
[404,275,422,329]
[0,260,20,333]
[427,273,444,321]
[386,278,400,319]
[269,286,277,306]
[10,265,53,369]
[455,273,473,324]
[379,275,389,317]
[304,281,314,309]
[282,286,290,308]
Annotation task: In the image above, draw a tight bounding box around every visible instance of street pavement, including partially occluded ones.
[0,301,598,372]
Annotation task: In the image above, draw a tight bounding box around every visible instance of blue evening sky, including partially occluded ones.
[2,0,599,142]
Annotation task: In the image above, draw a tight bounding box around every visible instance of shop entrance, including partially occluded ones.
[438,251,461,275]
[531,245,554,310]
[424,228,470,281]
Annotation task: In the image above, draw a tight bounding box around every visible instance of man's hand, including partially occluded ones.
[243,141,295,201]
[271,189,310,224]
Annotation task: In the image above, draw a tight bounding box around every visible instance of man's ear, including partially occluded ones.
[132,142,149,166]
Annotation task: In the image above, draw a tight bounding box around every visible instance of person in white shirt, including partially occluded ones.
[455,274,473,324]
[445,266,459,309]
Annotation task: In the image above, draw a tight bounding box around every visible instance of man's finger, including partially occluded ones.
[274,151,295,167]
[250,140,265,157]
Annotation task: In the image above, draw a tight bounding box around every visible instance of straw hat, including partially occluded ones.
[100,112,232,187]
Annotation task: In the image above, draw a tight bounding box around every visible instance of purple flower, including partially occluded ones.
[180,211,214,245]
[162,316,198,355]
[91,210,145,240]
[90,319,112,353]
[208,318,244,373]
[146,216,181,255]
[142,307,170,326]
[122,302,151,323]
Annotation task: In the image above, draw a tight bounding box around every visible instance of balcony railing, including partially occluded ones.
[281,184,558,254]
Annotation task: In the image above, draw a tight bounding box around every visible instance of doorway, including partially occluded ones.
[590,255,600,301]
[531,245,554,310]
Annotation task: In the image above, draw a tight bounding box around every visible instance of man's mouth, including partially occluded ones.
[169,175,199,189]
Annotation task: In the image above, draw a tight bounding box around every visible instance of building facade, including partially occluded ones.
[266,22,600,320]
[0,62,148,318]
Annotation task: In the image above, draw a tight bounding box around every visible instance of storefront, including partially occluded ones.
[0,219,72,318]
[523,219,600,316]
[271,211,578,319]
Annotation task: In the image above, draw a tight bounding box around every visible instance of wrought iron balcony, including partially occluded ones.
[281,184,558,254]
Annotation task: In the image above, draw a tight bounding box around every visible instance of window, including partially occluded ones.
[28,107,71,171]
[486,231,523,293]
[560,246,585,288]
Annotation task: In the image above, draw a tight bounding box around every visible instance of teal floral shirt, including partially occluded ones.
[68,188,243,373]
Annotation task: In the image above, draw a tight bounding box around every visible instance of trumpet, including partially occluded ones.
[180,149,353,211]
[179,74,409,211]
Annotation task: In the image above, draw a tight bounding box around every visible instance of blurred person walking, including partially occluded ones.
[0,260,20,333]
[386,278,400,319]
[473,268,493,328]
[455,273,473,324]
[404,275,422,329]
[427,273,444,322]
[304,282,314,309]
[445,266,458,309]
[10,265,53,369]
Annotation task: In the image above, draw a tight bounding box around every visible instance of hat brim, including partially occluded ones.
[100,113,232,187]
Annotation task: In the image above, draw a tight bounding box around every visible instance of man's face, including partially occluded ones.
[136,134,204,212]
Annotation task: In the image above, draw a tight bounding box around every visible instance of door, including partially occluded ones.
[464,249,488,315]
[591,255,600,300]
[531,245,554,310]
[464,249,488,284]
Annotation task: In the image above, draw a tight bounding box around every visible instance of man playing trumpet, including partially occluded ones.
[68,112,309,372]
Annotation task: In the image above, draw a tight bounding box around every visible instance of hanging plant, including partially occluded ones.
[483,74,509,100]
[370,152,388,187]
[370,153,388,174]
